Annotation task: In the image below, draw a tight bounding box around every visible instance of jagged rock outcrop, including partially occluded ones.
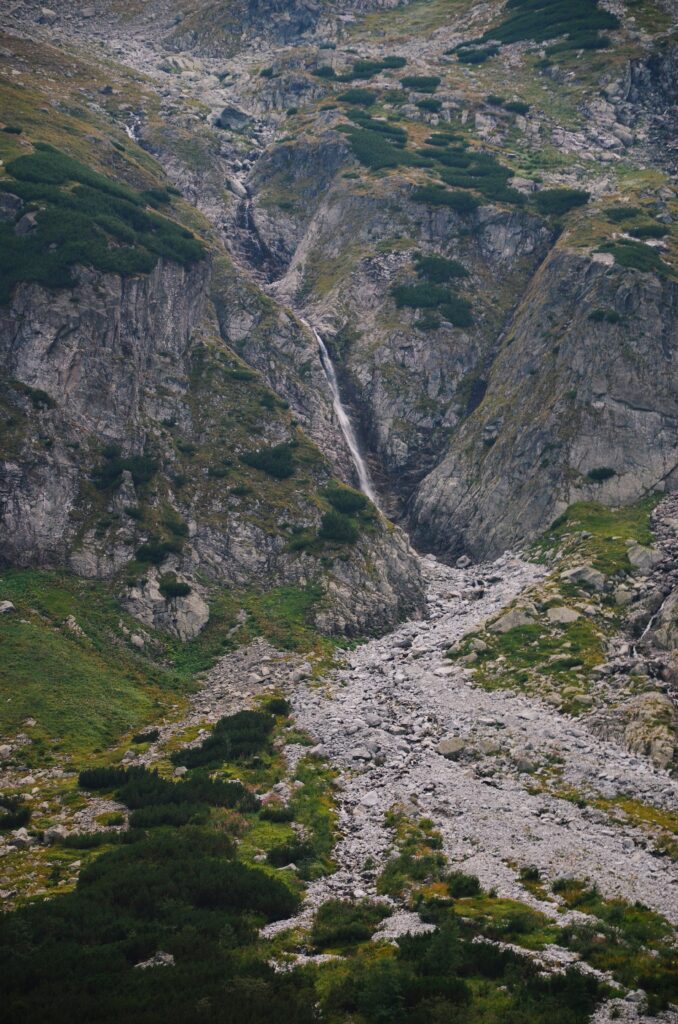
[412,250,678,559]
[0,254,424,637]
[0,259,209,566]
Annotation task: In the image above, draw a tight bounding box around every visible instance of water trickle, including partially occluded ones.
[307,322,378,506]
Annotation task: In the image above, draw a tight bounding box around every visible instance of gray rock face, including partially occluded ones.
[123,573,210,641]
[0,252,423,637]
[412,251,678,559]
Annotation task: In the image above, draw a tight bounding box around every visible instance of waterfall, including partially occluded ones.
[306,323,378,506]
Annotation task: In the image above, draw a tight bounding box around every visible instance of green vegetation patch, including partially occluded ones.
[534,188,590,216]
[400,75,441,93]
[411,183,481,211]
[598,238,668,276]
[0,144,204,304]
[553,879,677,1012]
[533,497,658,574]
[481,0,619,56]
[391,251,472,327]
[311,899,391,949]
[417,143,524,206]
[171,710,277,769]
[0,827,304,1023]
[0,570,190,758]
[240,442,296,479]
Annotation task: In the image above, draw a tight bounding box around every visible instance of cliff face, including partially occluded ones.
[412,251,678,558]
[0,259,209,567]
[0,253,424,637]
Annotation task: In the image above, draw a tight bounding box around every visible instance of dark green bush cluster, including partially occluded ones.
[482,0,619,54]
[259,803,294,822]
[338,88,378,106]
[311,899,391,949]
[606,205,642,223]
[78,766,130,790]
[93,444,158,490]
[132,728,160,744]
[401,75,441,93]
[456,43,499,64]
[341,121,415,170]
[324,481,368,515]
[158,573,191,600]
[267,840,313,867]
[598,238,667,275]
[318,508,360,543]
[62,832,116,849]
[587,467,616,482]
[412,184,480,211]
[416,97,442,112]
[263,696,292,716]
[446,870,482,897]
[135,537,183,565]
[414,253,468,282]
[320,919,601,1023]
[129,803,210,828]
[12,381,56,409]
[392,252,472,328]
[342,55,407,80]
[629,223,668,239]
[171,710,276,768]
[0,827,303,1023]
[0,144,204,304]
[413,144,523,205]
[80,764,257,817]
[0,796,31,830]
[535,188,590,215]
[504,100,530,114]
[553,881,675,1013]
[240,442,295,479]
[347,110,409,143]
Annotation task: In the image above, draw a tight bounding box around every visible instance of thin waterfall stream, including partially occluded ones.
[305,322,378,506]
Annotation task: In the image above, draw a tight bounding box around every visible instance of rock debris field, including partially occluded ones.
[265,552,678,937]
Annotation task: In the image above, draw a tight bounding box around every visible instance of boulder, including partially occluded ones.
[560,565,606,591]
[123,572,209,641]
[0,601,16,614]
[134,951,175,970]
[215,105,250,130]
[436,736,465,759]
[14,212,38,236]
[38,7,58,24]
[10,828,33,849]
[546,606,581,624]
[626,543,662,573]
[43,825,70,845]
[488,607,535,633]
[0,193,22,222]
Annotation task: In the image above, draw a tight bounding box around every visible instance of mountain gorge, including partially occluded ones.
[0,0,677,1021]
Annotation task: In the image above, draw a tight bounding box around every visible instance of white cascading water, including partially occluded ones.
[306,323,378,506]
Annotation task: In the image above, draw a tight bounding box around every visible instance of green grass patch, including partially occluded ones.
[0,570,189,759]
[533,497,659,574]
